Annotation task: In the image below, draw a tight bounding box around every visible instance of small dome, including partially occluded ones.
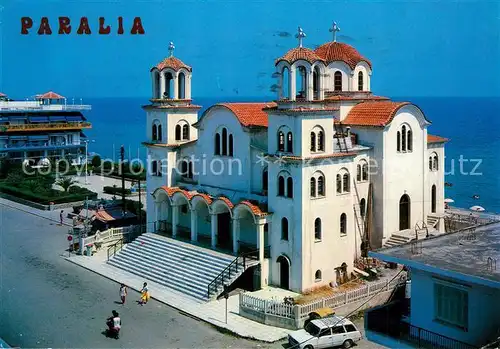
[314,42,371,69]
[152,56,192,72]
[275,47,325,65]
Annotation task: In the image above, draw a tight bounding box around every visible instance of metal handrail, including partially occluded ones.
[107,238,124,261]
[207,249,260,298]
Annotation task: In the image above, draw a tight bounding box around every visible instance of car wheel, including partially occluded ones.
[343,339,354,348]
[304,346,314,349]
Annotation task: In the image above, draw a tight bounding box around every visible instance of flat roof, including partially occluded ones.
[370,223,500,288]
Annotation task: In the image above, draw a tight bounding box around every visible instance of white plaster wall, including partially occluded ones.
[267,112,300,155]
[427,144,446,219]
[383,107,427,239]
[146,110,168,142]
[195,107,251,192]
[301,115,336,156]
[325,62,352,92]
[166,112,199,144]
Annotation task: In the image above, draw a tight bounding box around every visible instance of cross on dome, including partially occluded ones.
[295,27,306,48]
[168,41,175,57]
[329,21,341,42]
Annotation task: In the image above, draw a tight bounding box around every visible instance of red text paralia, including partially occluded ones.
[21,17,145,35]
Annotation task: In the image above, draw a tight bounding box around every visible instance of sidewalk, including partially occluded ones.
[63,251,291,342]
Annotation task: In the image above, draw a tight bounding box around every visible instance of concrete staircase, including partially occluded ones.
[383,229,431,248]
[107,233,245,302]
[427,215,439,228]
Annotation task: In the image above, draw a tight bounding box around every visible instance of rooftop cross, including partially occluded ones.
[295,27,306,48]
[329,22,341,42]
[168,41,175,57]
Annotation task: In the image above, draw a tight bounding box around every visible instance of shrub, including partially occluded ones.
[56,177,77,192]
[91,155,102,168]
[0,183,97,205]
[103,186,131,195]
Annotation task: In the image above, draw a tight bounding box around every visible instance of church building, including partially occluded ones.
[143,26,447,296]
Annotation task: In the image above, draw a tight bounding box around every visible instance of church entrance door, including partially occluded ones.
[399,194,411,230]
[277,255,290,290]
[217,212,232,251]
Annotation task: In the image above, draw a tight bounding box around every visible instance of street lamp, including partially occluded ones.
[82,139,95,185]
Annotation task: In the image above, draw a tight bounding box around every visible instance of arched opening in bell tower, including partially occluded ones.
[281,66,290,100]
[164,72,174,99]
[178,72,186,99]
[152,70,160,99]
[296,66,307,99]
[313,66,321,100]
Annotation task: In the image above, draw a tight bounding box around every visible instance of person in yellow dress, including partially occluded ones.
[139,282,150,305]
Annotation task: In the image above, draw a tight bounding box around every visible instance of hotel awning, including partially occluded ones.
[66,115,83,122]
[28,135,49,140]
[49,116,66,122]
[29,116,49,123]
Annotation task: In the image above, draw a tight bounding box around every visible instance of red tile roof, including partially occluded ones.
[324,95,389,101]
[264,106,339,113]
[239,200,267,217]
[314,42,371,69]
[219,103,277,127]
[217,196,234,209]
[153,56,192,72]
[0,92,6,97]
[343,101,410,127]
[276,47,325,65]
[37,91,65,100]
[428,134,449,144]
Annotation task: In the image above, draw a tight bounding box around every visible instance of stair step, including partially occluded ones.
[107,233,247,302]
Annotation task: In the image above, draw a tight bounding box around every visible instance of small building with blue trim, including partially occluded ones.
[365,223,500,348]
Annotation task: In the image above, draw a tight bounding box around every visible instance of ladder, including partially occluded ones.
[333,121,349,152]
[352,179,366,247]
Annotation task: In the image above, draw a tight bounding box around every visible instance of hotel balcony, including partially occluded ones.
[365,300,477,349]
[0,142,84,152]
[1,122,92,132]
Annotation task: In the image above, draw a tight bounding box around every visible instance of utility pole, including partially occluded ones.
[120,145,126,216]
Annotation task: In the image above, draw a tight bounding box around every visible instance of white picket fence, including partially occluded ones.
[240,276,405,324]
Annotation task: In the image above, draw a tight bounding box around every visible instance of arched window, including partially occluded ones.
[340,213,347,235]
[296,66,307,98]
[287,132,293,153]
[222,128,228,156]
[262,168,268,193]
[310,177,316,197]
[397,131,401,152]
[281,217,289,241]
[431,185,437,213]
[287,177,294,198]
[152,160,158,176]
[314,218,322,241]
[360,198,366,217]
[178,72,186,99]
[278,131,285,152]
[317,130,324,151]
[180,160,188,177]
[362,163,368,181]
[310,132,316,152]
[336,174,342,193]
[318,175,325,196]
[229,134,234,156]
[343,173,350,192]
[407,130,412,151]
[175,125,181,141]
[278,176,285,196]
[334,71,342,91]
[182,124,190,140]
[158,124,162,141]
[315,270,322,281]
[356,164,361,182]
[152,124,158,141]
[429,156,433,170]
[433,154,439,170]
[214,133,221,155]
[358,71,364,91]
[313,66,321,100]
[401,125,407,151]
[281,66,290,99]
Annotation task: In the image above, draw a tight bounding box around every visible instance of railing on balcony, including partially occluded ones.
[366,301,478,349]
[0,142,83,151]
[2,122,92,132]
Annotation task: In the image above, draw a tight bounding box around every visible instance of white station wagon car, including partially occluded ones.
[288,316,362,349]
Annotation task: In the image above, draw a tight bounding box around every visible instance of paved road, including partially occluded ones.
[0,201,383,348]
[0,203,276,348]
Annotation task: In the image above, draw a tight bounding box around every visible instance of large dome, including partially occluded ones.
[314,42,371,69]
[152,56,192,72]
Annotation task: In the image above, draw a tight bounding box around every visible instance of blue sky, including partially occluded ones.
[2,0,499,99]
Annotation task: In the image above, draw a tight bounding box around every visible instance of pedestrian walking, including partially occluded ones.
[139,282,149,305]
[119,283,127,304]
[60,210,64,225]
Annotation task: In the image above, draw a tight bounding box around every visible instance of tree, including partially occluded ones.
[55,176,77,192]
[91,155,102,168]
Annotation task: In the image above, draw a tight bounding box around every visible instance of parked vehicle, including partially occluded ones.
[288,315,362,349]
